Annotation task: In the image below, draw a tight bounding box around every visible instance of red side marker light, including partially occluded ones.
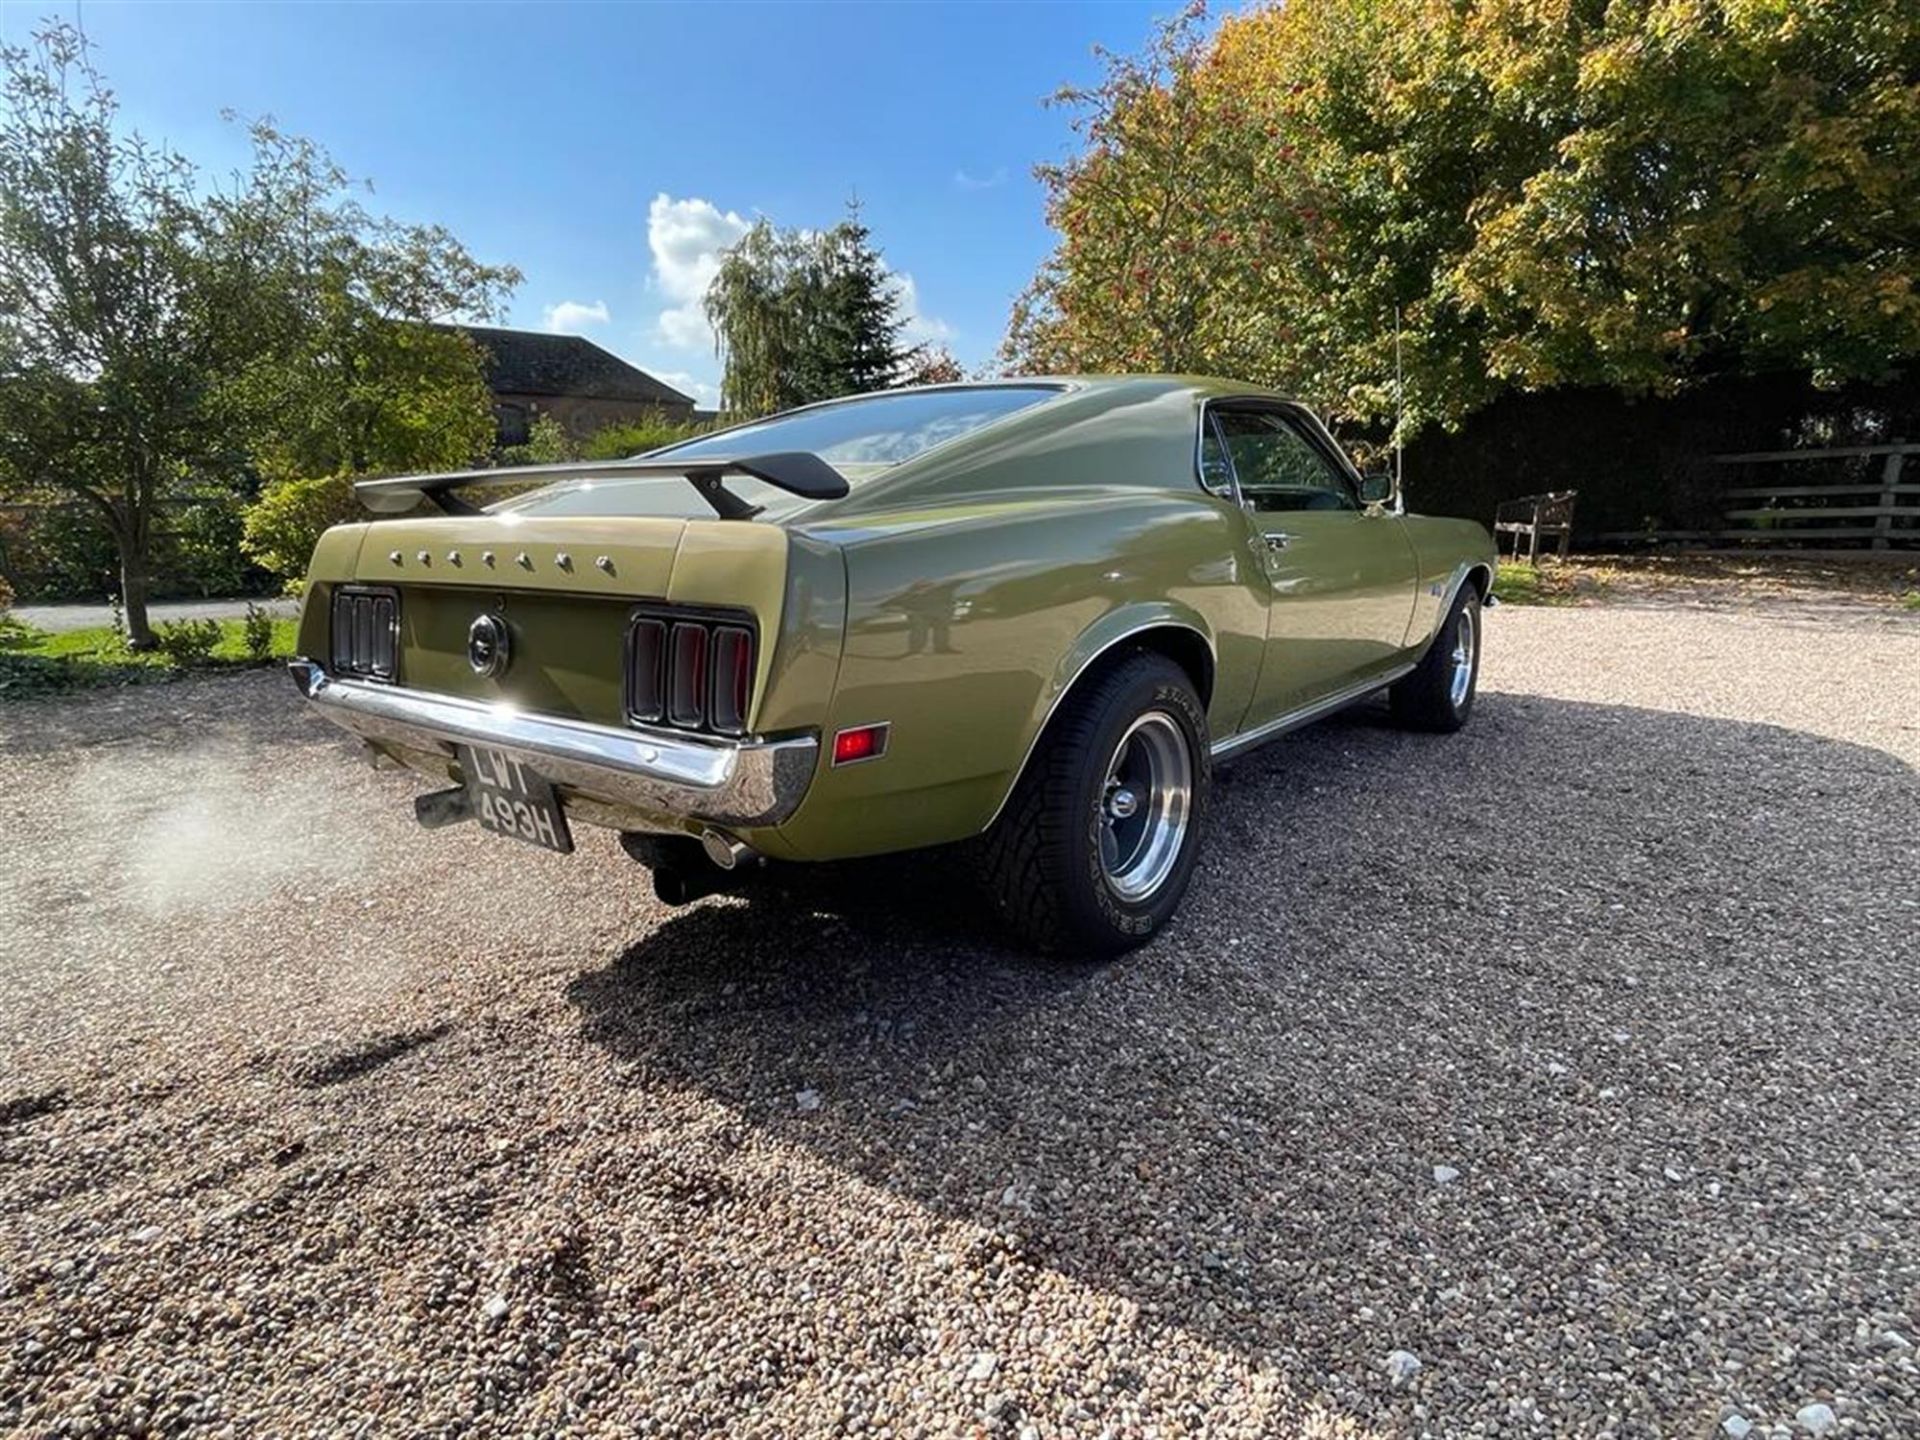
[832,723,889,766]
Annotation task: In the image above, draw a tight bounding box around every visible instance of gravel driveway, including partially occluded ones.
[2,601,1915,1438]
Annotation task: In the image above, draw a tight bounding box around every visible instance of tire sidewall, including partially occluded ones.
[1065,663,1209,949]
[1447,593,1481,725]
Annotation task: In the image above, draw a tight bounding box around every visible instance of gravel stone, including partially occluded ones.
[1795,1402,1837,1435]
[2,597,1916,1435]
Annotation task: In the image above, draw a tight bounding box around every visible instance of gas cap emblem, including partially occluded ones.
[467,613,511,677]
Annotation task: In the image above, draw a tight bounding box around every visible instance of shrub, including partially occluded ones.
[0,498,271,603]
[1,577,32,649]
[499,411,578,466]
[242,602,275,661]
[158,494,265,597]
[0,502,118,601]
[581,412,712,460]
[0,578,31,651]
[241,472,359,585]
[153,617,222,667]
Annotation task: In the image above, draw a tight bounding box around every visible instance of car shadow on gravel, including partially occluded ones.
[567,694,1920,1413]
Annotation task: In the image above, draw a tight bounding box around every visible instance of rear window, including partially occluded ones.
[656,385,1062,469]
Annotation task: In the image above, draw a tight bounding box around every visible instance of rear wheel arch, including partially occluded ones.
[1128,623,1214,710]
[985,615,1215,833]
[976,648,1210,955]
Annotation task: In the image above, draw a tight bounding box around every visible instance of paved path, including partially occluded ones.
[11,596,297,633]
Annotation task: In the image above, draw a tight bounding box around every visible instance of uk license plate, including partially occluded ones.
[458,745,574,854]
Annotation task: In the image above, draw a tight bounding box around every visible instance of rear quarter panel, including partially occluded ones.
[774,486,1266,859]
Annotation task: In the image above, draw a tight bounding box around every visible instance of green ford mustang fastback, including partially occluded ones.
[292,377,1495,955]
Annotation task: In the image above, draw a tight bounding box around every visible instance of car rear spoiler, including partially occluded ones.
[353,451,850,521]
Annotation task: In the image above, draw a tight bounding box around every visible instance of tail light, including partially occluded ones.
[709,626,753,734]
[330,586,398,681]
[667,623,708,727]
[626,608,756,736]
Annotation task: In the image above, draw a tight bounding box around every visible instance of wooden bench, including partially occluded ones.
[1494,490,1577,563]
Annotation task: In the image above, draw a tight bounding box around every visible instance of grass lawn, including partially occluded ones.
[1491,560,1579,606]
[0,616,298,700]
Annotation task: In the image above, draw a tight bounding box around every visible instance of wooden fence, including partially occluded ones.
[1600,440,1918,554]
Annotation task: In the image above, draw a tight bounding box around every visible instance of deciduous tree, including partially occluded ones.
[224,121,515,484]
[227,121,517,583]
[0,22,521,625]
[0,24,248,645]
[1006,0,1920,436]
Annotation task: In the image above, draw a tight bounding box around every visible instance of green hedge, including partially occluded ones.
[0,495,276,603]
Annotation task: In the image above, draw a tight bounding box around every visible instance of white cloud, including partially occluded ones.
[650,369,721,407]
[889,271,954,346]
[647,193,750,351]
[953,166,1008,191]
[543,299,610,333]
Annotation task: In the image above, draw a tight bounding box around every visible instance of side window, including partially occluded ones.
[1211,409,1357,513]
[1199,420,1235,494]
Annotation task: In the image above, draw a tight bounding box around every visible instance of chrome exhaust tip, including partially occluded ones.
[621,830,762,906]
[699,829,752,871]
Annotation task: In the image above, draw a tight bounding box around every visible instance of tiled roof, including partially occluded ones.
[445,325,694,408]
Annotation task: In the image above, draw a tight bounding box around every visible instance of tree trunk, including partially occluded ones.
[119,543,156,651]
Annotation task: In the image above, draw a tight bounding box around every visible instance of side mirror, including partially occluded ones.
[1357,471,1394,507]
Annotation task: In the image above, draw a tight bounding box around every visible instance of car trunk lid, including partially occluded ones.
[332,513,791,731]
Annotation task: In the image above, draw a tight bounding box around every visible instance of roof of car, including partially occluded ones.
[909,374,1290,402]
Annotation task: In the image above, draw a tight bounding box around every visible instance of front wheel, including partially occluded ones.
[976,652,1209,958]
[1390,585,1482,732]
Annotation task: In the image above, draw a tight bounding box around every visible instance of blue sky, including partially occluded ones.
[0,1,1182,405]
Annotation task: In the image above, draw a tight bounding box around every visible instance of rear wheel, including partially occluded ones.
[977,652,1208,957]
[1390,585,1482,732]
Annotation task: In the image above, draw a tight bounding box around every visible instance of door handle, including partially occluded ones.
[1263,532,1294,551]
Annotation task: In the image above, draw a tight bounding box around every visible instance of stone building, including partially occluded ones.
[451,325,696,446]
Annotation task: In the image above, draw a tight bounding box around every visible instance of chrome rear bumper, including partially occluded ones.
[288,660,816,828]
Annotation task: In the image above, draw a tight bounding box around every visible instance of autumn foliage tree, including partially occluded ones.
[898,344,966,387]
[1005,0,1920,438]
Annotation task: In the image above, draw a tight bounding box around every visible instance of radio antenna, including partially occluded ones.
[1393,305,1404,506]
